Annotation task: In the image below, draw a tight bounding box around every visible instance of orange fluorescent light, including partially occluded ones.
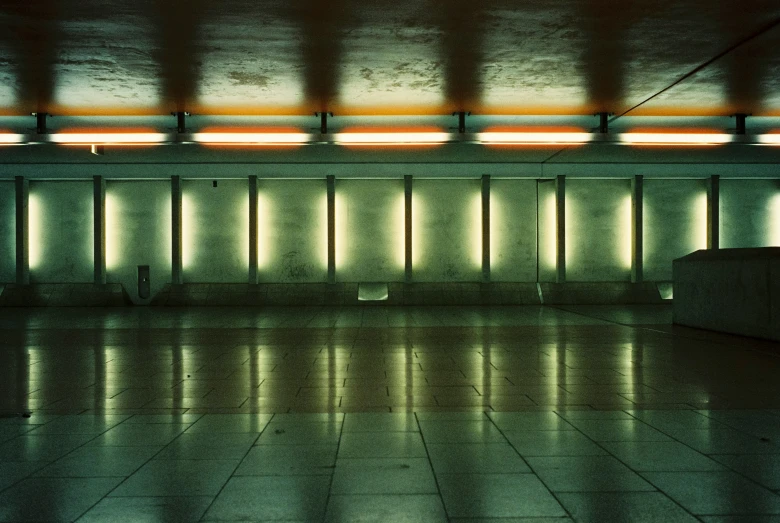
[49,132,169,144]
[333,132,453,144]
[192,132,312,144]
[476,132,593,144]
[619,133,733,145]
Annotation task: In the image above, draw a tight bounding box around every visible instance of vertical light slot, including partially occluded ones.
[395,193,405,268]
[105,193,119,270]
[243,195,250,269]
[471,192,482,268]
[544,192,557,270]
[770,193,780,247]
[181,194,195,269]
[564,194,572,265]
[165,197,172,266]
[490,191,500,269]
[694,193,708,250]
[335,194,347,269]
[412,195,422,266]
[621,195,632,269]
[28,193,41,269]
[319,194,329,269]
[257,193,270,268]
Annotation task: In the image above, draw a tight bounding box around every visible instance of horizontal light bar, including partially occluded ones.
[618,133,733,145]
[757,134,780,145]
[476,132,593,144]
[192,132,312,144]
[0,133,26,144]
[49,133,170,144]
[333,132,453,144]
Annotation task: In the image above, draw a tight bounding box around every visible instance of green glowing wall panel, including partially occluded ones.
[105,180,171,303]
[644,179,707,281]
[0,181,14,282]
[29,181,93,283]
[183,179,247,283]
[491,179,537,282]
[721,179,780,248]
[536,180,557,282]
[413,179,482,282]
[566,179,631,282]
[337,179,404,282]
[258,179,326,283]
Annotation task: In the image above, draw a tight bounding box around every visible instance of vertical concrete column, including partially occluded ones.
[15,176,29,285]
[171,175,183,284]
[555,175,566,283]
[631,175,643,283]
[327,175,336,284]
[707,175,720,250]
[481,175,491,283]
[404,175,413,283]
[248,175,258,284]
[93,175,106,284]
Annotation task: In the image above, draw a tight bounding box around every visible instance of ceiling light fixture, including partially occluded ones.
[618,133,733,145]
[757,134,780,145]
[191,132,313,144]
[476,132,594,144]
[48,133,170,144]
[333,132,454,144]
[0,133,27,144]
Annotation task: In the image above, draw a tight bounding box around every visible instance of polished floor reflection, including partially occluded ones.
[0,305,779,522]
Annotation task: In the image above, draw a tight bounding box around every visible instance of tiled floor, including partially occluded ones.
[0,305,779,522]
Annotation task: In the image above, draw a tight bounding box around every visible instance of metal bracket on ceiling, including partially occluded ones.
[32,112,48,134]
[315,112,334,134]
[453,111,470,133]
[733,113,750,135]
[596,112,611,134]
[172,111,190,133]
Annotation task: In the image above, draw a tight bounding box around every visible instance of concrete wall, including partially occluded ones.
[566,179,631,282]
[105,180,171,304]
[413,179,482,282]
[259,179,326,283]
[29,181,93,283]
[491,179,537,282]
[536,180,557,282]
[721,179,780,249]
[644,179,706,281]
[0,181,14,282]
[338,179,404,282]
[183,179,248,283]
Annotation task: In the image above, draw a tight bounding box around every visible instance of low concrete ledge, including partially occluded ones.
[673,248,780,342]
[539,282,663,305]
[0,284,129,307]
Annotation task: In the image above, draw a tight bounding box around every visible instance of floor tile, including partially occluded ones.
[712,454,780,490]
[155,432,258,460]
[437,473,567,518]
[0,460,48,490]
[643,471,780,515]
[527,455,656,492]
[418,420,506,443]
[110,459,238,497]
[343,413,419,432]
[331,458,437,494]
[602,441,725,471]
[254,421,341,445]
[670,428,780,454]
[76,496,213,522]
[234,444,337,475]
[488,411,575,431]
[0,477,123,522]
[203,476,329,521]
[36,446,161,477]
[566,419,672,442]
[339,432,427,458]
[426,443,531,474]
[505,430,607,457]
[184,414,272,433]
[0,433,97,462]
[87,423,190,447]
[28,415,130,434]
[557,491,700,522]
[323,494,447,523]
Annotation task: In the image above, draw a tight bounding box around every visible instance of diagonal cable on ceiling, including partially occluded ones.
[611,16,780,122]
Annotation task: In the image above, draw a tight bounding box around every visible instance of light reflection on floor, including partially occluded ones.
[0,305,779,522]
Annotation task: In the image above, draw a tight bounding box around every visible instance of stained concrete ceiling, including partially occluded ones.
[1,0,779,117]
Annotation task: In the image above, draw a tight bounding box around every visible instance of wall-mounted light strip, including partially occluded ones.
[192,132,312,144]
[0,133,26,144]
[477,132,593,144]
[757,134,780,145]
[618,133,733,145]
[333,132,453,144]
[49,133,170,144]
